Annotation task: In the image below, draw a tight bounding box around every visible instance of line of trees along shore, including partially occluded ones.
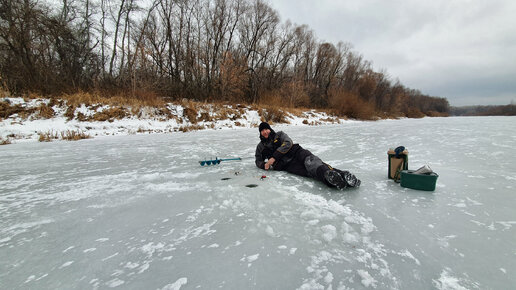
[451,104,516,116]
[1,0,449,118]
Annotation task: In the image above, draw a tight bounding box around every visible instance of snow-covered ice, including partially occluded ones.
[1,116,515,289]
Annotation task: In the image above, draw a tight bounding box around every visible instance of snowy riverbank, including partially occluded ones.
[1,97,352,144]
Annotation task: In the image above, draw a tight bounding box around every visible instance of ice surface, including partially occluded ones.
[1,117,515,289]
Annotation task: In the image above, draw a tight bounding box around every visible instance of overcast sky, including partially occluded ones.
[269,0,516,106]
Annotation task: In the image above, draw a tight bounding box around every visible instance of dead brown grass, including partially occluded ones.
[61,130,91,141]
[259,106,288,123]
[328,89,377,120]
[0,137,11,145]
[38,130,59,142]
[406,108,425,118]
[90,107,128,122]
[38,130,90,141]
[214,104,245,121]
[0,100,27,120]
[198,112,212,122]
[179,124,205,132]
[319,117,339,123]
[181,99,200,123]
[54,91,168,121]
[288,107,312,118]
[258,91,286,108]
[58,90,166,108]
[183,107,198,123]
[36,103,55,119]
[259,82,311,108]
[64,105,76,120]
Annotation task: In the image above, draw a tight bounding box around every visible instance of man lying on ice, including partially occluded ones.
[255,122,361,189]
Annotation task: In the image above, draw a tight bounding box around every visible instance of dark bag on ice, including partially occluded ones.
[388,146,408,182]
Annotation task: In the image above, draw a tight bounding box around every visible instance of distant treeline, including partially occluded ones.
[0,0,449,119]
[450,104,516,116]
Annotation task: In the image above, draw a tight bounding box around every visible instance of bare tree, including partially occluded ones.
[237,0,278,103]
[108,0,126,78]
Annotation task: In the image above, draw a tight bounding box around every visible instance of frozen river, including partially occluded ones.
[1,116,515,289]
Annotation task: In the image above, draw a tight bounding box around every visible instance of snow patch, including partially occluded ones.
[265,225,275,237]
[321,225,337,243]
[59,261,74,269]
[160,278,188,290]
[105,278,125,288]
[357,269,377,288]
[398,249,420,265]
[432,268,469,290]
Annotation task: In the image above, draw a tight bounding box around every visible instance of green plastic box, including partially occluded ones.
[400,170,439,191]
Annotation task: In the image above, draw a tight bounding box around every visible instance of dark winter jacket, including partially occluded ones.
[255,130,300,170]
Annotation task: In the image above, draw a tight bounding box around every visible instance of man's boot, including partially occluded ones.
[335,169,361,188]
[324,170,348,189]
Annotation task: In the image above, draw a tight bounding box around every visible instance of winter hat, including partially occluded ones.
[258,122,272,132]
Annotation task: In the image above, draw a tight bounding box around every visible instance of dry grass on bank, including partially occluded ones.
[61,91,168,121]
[328,90,377,121]
[1,89,386,125]
[38,130,91,142]
[38,130,59,142]
[1,89,444,132]
[0,90,374,130]
[1,101,23,120]
[406,108,426,119]
[59,90,167,109]
[60,130,91,141]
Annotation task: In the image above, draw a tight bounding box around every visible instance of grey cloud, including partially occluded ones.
[270,0,516,106]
